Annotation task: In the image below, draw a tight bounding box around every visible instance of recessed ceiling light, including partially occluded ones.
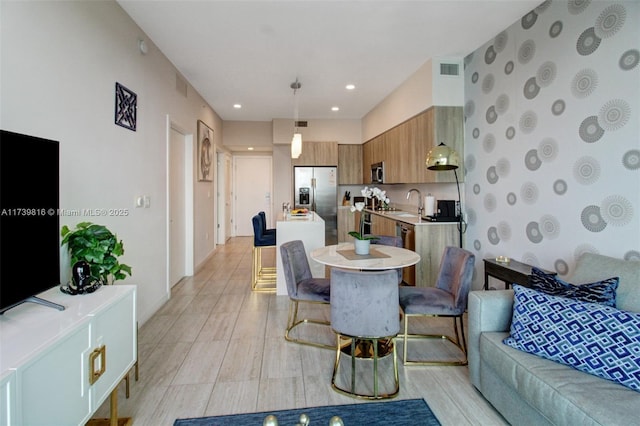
[345,84,355,90]
[331,106,340,111]
[233,104,242,109]
[248,147,254,151]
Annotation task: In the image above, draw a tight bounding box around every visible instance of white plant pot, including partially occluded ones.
[354,239,371,255]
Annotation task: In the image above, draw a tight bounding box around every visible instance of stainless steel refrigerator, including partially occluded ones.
[294,166,338,245]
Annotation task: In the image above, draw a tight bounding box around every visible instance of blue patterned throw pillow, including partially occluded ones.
[504,285,640,392]
[528,266,618,307]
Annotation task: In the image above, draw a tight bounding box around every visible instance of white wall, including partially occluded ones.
[272,118,361,145]
[0,1,220,324]
[223,120,273,150]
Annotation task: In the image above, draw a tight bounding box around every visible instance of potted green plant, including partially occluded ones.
[61,222,132,285]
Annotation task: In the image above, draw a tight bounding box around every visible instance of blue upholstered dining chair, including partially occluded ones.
[258,211,276,236]
[279,240,333,350]
[399,246,475,366]
[330,268,400,399]
[251,214,276,291]
[367,234,403,284]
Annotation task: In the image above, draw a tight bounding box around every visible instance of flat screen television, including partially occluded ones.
[0,130,63,314]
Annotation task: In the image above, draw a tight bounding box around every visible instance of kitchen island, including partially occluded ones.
[275,211,326,296]
[367,209,459,287]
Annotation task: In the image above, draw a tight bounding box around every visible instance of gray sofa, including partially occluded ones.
[468,253,640,425]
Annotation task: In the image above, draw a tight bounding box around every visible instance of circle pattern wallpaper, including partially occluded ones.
[463,1,638,287]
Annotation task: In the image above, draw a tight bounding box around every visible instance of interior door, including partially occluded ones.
[234,156,273,236]
[216,151,233,244]
[169,128,186,287]
[224,154,232,241]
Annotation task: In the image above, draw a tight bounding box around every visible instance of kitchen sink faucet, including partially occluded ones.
[406,188,423,217]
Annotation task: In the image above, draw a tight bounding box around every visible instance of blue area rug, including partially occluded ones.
[174,398,440,425]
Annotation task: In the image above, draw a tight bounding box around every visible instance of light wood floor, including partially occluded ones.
[94,237,507,425]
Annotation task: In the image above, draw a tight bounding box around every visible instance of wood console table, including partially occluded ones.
[484,258,556,290]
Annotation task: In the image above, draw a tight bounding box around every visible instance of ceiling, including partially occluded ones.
[118,0,541,122]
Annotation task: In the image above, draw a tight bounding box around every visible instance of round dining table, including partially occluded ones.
[310,242,420,270]
[310,242,420,363]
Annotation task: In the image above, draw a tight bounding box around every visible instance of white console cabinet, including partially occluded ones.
[0,285,136,426]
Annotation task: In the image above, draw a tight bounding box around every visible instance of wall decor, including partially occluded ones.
[463,0,639,289]
[197,120,213,182]
[114,82,137,131]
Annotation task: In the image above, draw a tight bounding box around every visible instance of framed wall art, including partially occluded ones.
[197,120,213,182]
[114,82,137,131]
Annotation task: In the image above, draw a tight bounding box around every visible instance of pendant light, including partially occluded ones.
[290,79,302,159]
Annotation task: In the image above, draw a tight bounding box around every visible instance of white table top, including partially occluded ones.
[311,242,420,270]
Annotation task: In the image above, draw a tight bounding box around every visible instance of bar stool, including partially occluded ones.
[330,268,400,399]
[251,214,276,291]
[259,211,276,236]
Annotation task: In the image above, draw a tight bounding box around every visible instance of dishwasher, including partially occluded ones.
[397,222,416,286]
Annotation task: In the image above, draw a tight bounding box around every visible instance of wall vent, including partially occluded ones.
[295,120,308,127]
[175,73,188,98]
[440,63,459,76]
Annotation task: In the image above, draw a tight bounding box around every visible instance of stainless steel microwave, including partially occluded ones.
[371,162,385,184]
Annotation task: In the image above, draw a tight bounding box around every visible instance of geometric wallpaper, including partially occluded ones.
[463,0,639,288]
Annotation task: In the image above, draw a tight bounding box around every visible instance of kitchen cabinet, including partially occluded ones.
[361,136,385,183]
[337,206,355,242]
[414,223,459,286]
[361,106,464,184]
[338,144,362,184]
[291,141,338,166]
[370,212,397,237]
[0,285,136,426]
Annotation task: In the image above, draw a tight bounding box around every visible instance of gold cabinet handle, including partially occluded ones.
[89,345,107,385]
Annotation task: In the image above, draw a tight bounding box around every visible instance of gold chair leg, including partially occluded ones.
[251,246,276,292]
[284,300,333,350]
[401,313,468,366]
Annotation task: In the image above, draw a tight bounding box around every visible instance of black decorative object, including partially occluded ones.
[72,260,92,290]
[115,82,137,131]
[60,260,102,295]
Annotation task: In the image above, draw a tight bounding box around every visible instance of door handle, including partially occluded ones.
[89,345,107,385]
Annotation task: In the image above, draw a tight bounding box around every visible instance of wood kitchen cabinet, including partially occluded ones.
[338,144,362,184]
[370,213,397,237]
[361,106,464,184]
[337,206,355,242]
[291,141,338,166]
[414,224,459,286]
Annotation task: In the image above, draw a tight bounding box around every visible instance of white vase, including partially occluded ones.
[354,239,370,255]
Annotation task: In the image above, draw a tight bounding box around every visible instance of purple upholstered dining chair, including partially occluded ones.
[330,268,400,399]
[280,240,333,350]
[399,246,475,366]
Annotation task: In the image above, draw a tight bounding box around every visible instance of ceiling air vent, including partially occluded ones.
[440,63,459,76]
[295,120,308,127]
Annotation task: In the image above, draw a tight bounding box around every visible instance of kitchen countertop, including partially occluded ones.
[365,208,458,226]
